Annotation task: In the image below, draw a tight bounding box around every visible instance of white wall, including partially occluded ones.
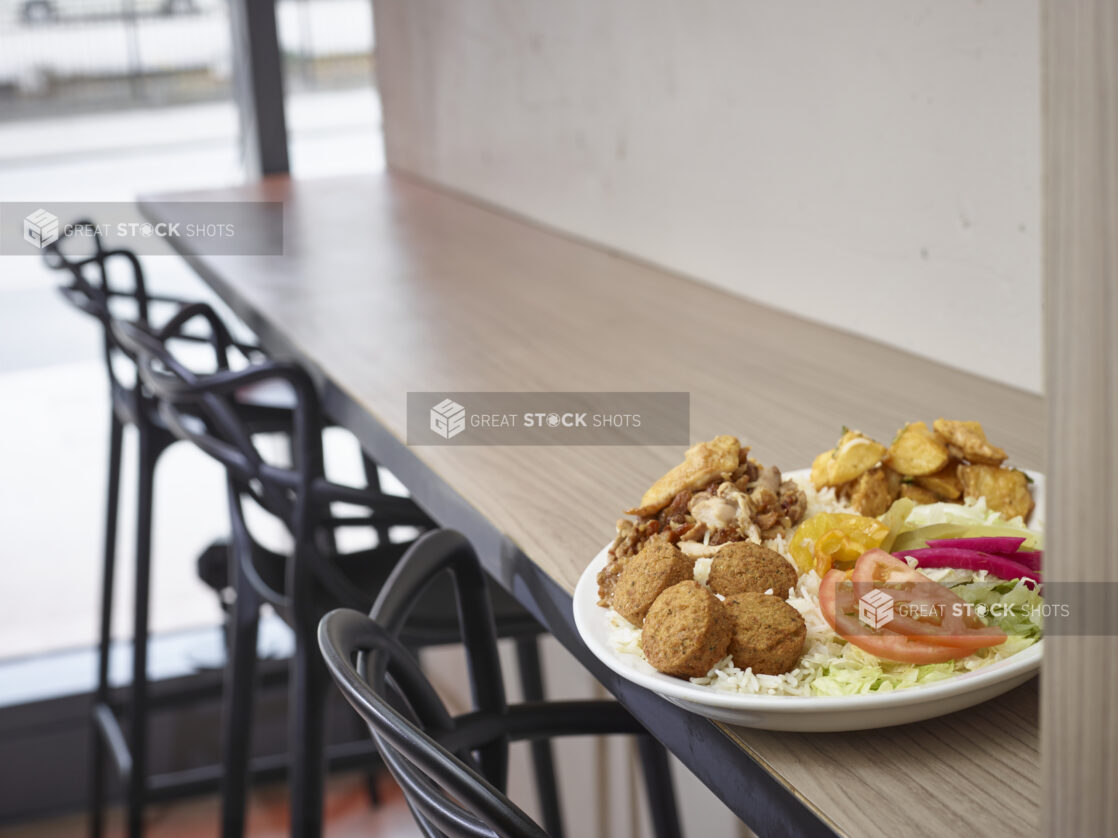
[374,0,1042,393]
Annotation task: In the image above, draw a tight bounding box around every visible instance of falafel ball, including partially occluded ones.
[708,541,798,599]
[722,592,806,675]
[612,541,694,626]
[641,581,732,678]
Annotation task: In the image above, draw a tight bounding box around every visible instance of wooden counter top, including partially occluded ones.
[142,171,1043,837]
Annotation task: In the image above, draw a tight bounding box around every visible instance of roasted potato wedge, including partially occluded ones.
[914,461,963,500]
[838,466,900,516]
[887,421,950,476]
[900,483,940,505]
[809,450,832,489]
[933,419,1007,466]
[883,465,903,499]
[811,430,887,489]
[958,464,1034,521]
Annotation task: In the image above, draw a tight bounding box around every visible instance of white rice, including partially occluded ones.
[604,473,1032,697]
[793,473,851,518]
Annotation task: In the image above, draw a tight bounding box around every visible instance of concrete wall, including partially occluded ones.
[373,0,1042,393]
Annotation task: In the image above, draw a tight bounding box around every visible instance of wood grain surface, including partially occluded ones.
[1041,2,1118,835]
[141,172,1045,837]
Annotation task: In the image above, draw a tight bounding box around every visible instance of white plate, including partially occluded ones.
[573,469,1044,731]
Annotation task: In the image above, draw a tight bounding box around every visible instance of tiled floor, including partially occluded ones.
[0,774,421,838]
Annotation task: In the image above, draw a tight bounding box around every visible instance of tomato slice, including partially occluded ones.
[852,548,929,587]
[851,550,1005,650]
[818,549,1007,663]
[818,571,967,664]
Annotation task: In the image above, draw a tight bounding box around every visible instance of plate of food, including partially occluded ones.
[573,420,1045,731]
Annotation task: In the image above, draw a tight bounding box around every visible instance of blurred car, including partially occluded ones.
[13,0,197,24]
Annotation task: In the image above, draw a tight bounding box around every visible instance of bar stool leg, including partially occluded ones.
[514,636,565,838]
[219,547,260,838]
[360,454,380,492]
[89,412,124,838]
[127,428,158,838]
[289,563,328,838]
[289,632,329,838]
[637,736,682,838]
[361,454,393,551]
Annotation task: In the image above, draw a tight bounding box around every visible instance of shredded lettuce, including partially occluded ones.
[809,646,960,696]
[904,496,1041,545]
[808,631,1039,696]
[805,500,1044,696]
[879,495,1042,552]
[879,498,917,552]
[950,574,1044,639]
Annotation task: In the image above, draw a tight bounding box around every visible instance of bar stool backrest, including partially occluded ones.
[111,313,335,601]
[319,530,550,838]
[113,312,428,615]
[44,222,155,393]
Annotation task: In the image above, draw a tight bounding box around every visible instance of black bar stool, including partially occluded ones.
[43,227,294,838]
[318,529,684,838]
[115,313,564,838]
